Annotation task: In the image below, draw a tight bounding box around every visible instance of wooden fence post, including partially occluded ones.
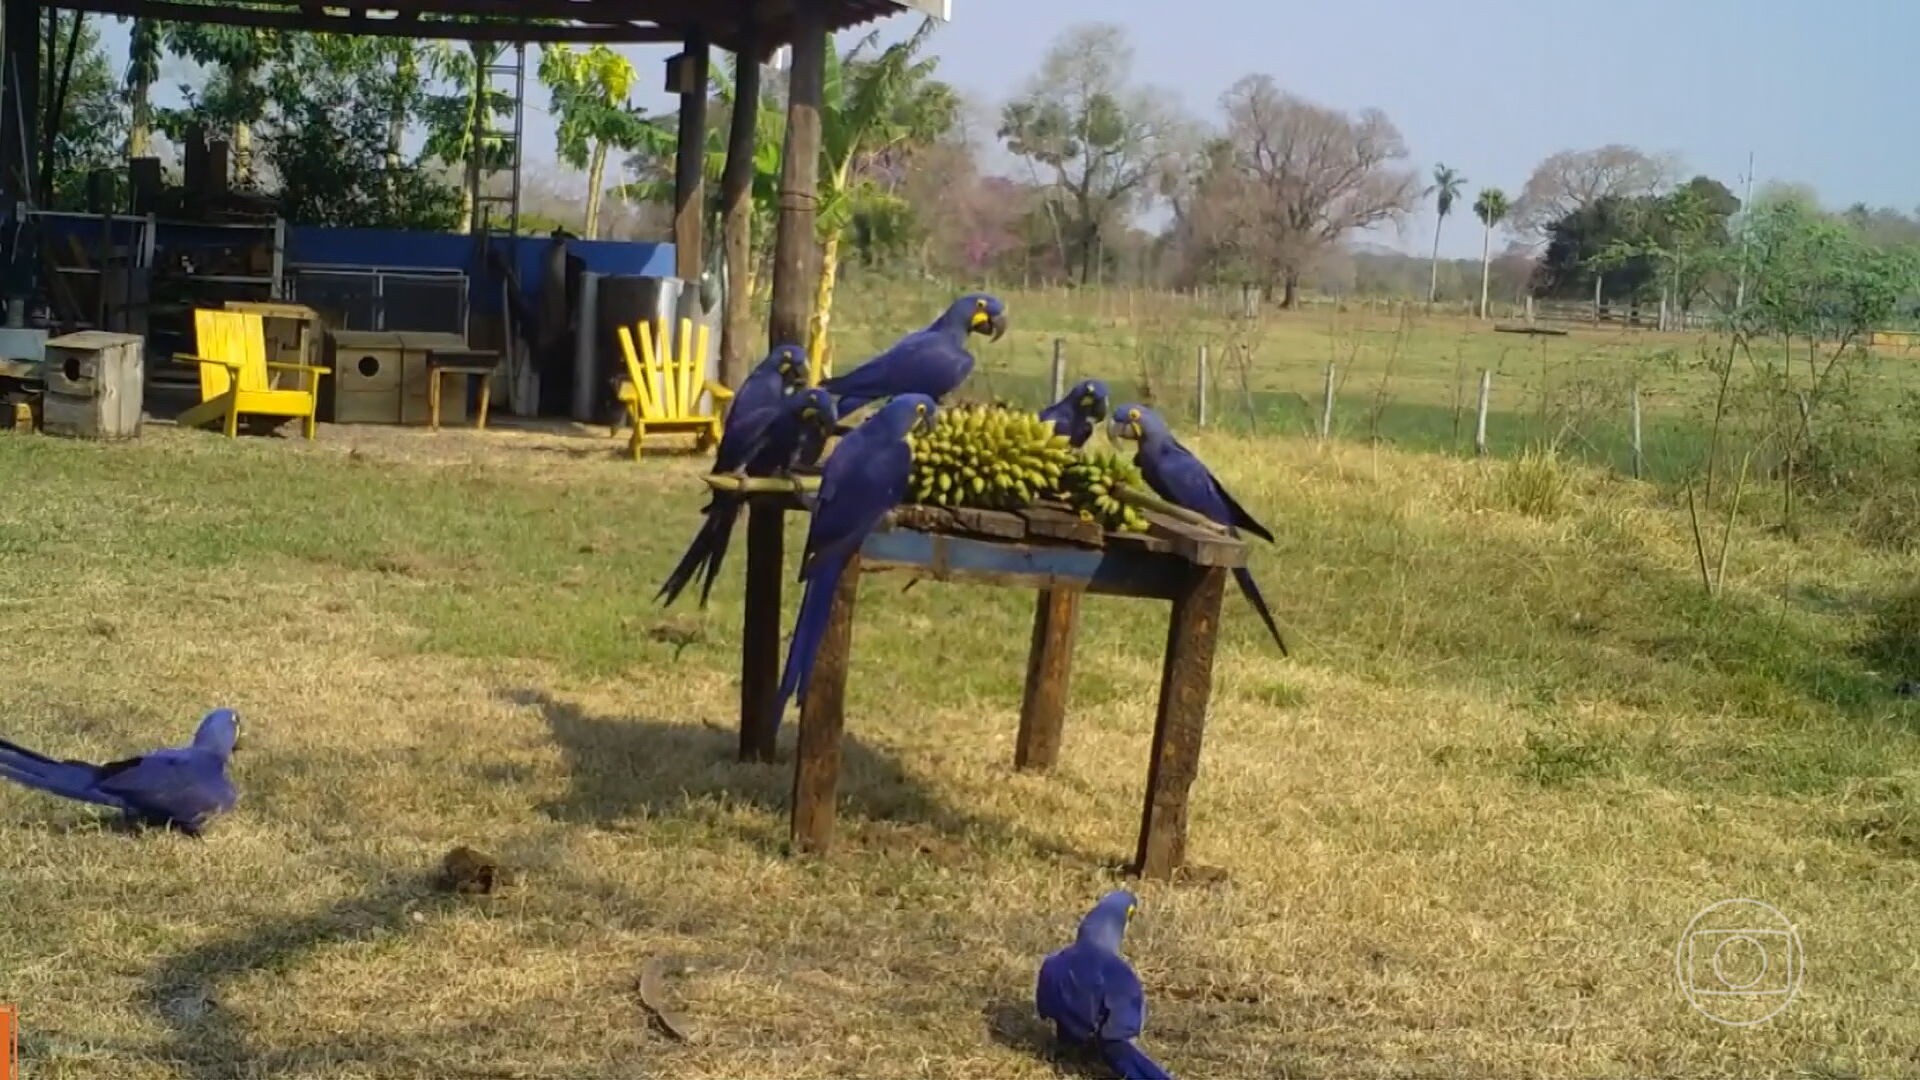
[1630,381,1644,479]
[1319,362,1335,440]
[1050,338,1065,402]
[1195,344,1209,427]
[1475,369,1492,457]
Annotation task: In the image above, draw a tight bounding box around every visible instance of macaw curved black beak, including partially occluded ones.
[971,309,1007,342]
[1081,393,1107,420]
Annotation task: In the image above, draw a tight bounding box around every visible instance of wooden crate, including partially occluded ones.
[41,331,143,439]
[394,331,469,426]
[325,329,404,424]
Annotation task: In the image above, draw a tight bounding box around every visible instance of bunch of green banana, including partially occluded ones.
[1058,450,1151,532]
[908,404,1075,509]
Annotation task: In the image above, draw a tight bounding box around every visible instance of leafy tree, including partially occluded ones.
[40,12,125,209]
[161,22,286,185]
[998,22,1174,285]
[1472,187,1509,319]
[261,34,458,230]
[538,44,649,239]
[1427,163,1465,303]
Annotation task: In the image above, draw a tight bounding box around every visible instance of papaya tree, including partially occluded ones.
[538,44,649,238]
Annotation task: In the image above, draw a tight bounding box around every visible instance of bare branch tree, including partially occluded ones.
[1509,143,1679,241]
[1189,74,1421,308]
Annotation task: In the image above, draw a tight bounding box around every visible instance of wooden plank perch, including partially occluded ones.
[701,474,822,494]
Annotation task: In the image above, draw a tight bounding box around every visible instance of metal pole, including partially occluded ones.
[1319,362,1336,440]
[1474,369,1492,457]
[1049,337,1065,401]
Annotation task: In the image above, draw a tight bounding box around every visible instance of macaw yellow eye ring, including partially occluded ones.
[975,298,988,309]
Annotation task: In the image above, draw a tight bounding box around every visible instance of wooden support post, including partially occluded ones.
[718,35,761,393]
[790,554,862,854]
[1195,345,1209,427]
[1050,338,1066,401]
[1319,362,1336,440]
[672,36,710,306]
[1630,381,1643,479]
[1015,588,1080,772]
[1132,564,1226,880]
[1474,369,1492,457]
[768,1,826,358]
[739,502,786,763]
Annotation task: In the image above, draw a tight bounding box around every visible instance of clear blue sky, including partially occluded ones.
[100,0,1918,257]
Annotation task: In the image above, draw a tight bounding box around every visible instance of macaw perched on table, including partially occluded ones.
[1036,890,1175,1080]
[1109,403,1289,656]
[0,708,242,835]
[1040,377,1111,448]
[656,386,838,610]
[821,294,1006,415]
[771,393,936,731]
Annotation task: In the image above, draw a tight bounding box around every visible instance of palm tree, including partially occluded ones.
[1427,163,1466,305]
[1472,187,1510,320]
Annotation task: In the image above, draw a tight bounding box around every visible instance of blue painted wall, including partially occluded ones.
[286,226,675,313]
[30,214,675,316]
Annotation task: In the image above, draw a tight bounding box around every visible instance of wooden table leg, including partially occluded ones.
[1132,564,1227,880]
[428,370,442,431]
[738,502,786,763]
[475,376,492,430]
[790,554,862,855]
[1016,587,1080,772]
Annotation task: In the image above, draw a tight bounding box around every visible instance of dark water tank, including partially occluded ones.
[578,274,684,424]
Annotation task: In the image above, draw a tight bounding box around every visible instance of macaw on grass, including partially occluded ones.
[1040,377,1111,448]
[822,293,1006,416]
[657,385,838,610]
[1036,890,1175,1080]
[0,708,242,835]
[771,393,936,731]
[1110,403,1289,656]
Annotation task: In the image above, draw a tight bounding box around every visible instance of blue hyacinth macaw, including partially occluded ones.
[1040,378,1111,448]
[657,386,838,609]
[0,708,242,835]
[772,394,936,729]
[821,294,1006,415]
[711,344,812,475]
[1110,403,1289,655]
[1036,890,1174,1080]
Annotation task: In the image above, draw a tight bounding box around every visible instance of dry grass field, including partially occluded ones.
[1,288,1917,1078]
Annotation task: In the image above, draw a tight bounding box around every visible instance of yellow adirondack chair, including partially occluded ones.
[175,309,330,439]
[613,316,734,460]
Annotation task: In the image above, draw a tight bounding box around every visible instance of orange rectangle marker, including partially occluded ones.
[1,1002,16,1080]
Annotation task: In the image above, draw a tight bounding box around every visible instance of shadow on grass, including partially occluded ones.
[142,873,448,1080]
[508,687,1112,869]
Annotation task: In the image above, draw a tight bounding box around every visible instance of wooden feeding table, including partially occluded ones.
[712,476,1248,881]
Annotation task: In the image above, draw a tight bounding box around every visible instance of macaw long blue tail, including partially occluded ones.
[656,496,738,610]
[772,555,846,733]
[1100,1039,1173,1080]
[1232,566,1290,657]
[694,499,744,609]
[0,739,115,807]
